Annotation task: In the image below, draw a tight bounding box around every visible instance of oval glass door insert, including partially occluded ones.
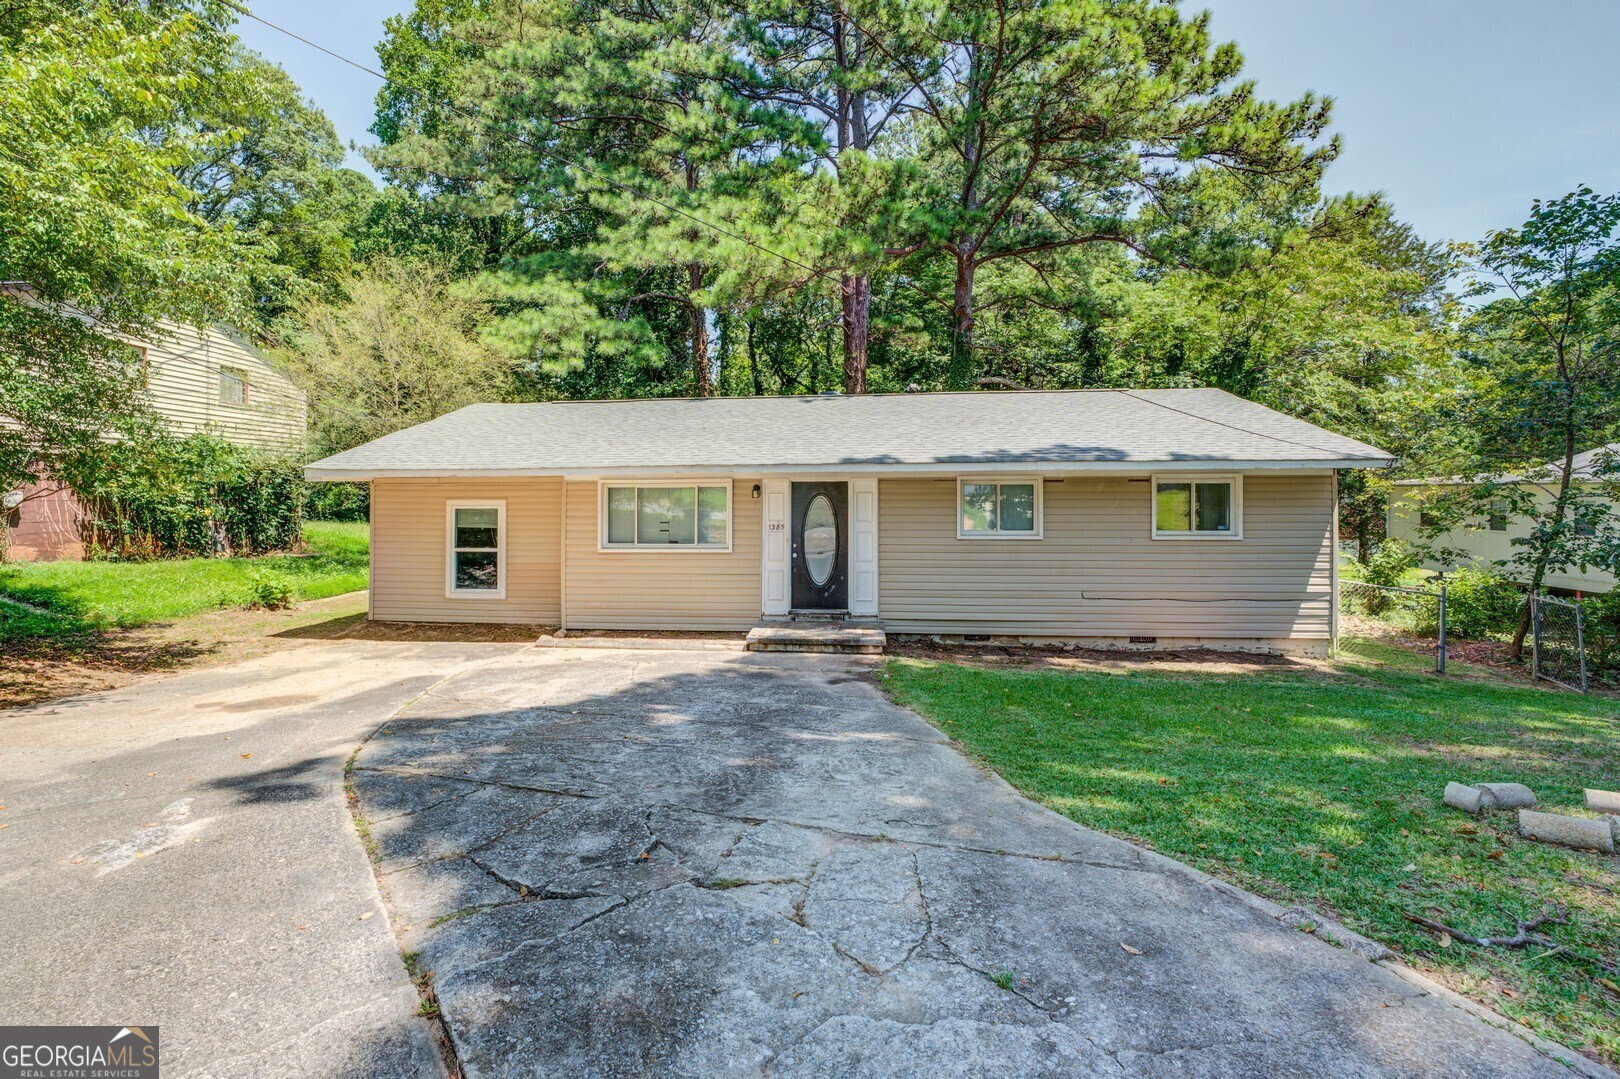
[802,494,837,586]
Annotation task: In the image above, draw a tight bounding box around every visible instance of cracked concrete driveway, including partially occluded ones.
[355,646,1571,1078]
[0,639,534,1077]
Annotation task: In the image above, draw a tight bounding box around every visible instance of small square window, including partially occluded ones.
[958,479,1041,539]
[1152,476,1240,538]
[219,366,248,406]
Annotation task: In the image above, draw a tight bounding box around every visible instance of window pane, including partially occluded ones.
[697,485,728,545]
[803,493,837,585]
[219,368,246,405]
[998,483,1035,532]
[454,506,499,548]
[1194,483,1232,532]
[961,483,997,532]
[1488,501,1508,532]
[637,487,696,544]
[454,551,498,590]
[607,487,635,544]
[1155,483,1191,532]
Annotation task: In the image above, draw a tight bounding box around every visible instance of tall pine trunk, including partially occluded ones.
[947,251,976,389]
[832,17,873,394]
[745,316,763,396]
[688,262,711,397]
[842,273,870,394]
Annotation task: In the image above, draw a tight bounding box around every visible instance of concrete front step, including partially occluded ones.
[745,622,886,654]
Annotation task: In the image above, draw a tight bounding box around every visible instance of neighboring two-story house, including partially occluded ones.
[2,287,308,560]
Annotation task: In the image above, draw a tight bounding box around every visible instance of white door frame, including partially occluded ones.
[760,475,878,617]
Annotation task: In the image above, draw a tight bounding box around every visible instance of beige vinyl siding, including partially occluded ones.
[370,478,561,624]
[141,320,307,450]
[878,473,1334,639]
[563,479,762,630]
[2,291,307,451]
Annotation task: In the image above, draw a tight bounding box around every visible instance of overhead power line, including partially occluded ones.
[219,0,956,317]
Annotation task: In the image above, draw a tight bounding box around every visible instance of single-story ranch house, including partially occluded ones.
[304,389,1393,654]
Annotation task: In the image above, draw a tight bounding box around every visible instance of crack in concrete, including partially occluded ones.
[356,765,602,802]
[358,783,479,826]
[787,856,821,928]
[435,894,637,988]
[889,848,934,973]
[463,853,533,898]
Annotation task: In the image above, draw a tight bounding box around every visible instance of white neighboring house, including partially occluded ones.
[2,285,308,561]
[1387,444,1619,595]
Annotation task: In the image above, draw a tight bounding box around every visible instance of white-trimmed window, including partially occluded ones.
[957,478,1042,539]
[600,481,731,550]
[446,501,505,598]
[219,366,249,406]
[1152,475,1241,539]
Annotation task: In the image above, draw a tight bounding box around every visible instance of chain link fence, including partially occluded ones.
[1531,594,1588,692]
[1339,580,1448,673]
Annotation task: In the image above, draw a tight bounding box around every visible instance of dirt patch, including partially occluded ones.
[1,592,561,710]
[0,592,372,710]
[277,617,550,643]
[551,628,746,643]
[0,634,212,709]
[1338,615,1551,689]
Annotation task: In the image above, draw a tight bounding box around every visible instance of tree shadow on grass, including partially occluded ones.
[0,628,216,709]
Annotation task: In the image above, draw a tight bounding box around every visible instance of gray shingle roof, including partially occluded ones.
[304,389,1394,478]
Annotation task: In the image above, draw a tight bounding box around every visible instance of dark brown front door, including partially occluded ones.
[791,481,848,612]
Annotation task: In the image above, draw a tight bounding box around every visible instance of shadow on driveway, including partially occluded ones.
[350,648,1566,1078]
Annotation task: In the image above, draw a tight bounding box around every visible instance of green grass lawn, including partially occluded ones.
[883,640,1620,1066]
[0,520,368,643]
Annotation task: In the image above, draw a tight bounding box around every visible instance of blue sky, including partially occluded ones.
[235,0,1620,246]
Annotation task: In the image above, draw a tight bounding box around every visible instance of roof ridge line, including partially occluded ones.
[468,387,1212,406]
[1114,390,1368,459]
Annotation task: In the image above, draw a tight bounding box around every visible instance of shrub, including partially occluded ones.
[247,571,295,610]
[1579,591,1620,682]
[1418,567,1522,640]
[75,433,305,559]
[1355,539,1418,588]
[304,481,368,522]
[1346,540,1419,617]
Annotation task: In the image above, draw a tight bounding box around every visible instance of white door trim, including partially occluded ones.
[761,475,878,618]
[849,477,879,617]
[761,478,790,616]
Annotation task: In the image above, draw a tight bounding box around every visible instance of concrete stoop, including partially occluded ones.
[745,621,886,654]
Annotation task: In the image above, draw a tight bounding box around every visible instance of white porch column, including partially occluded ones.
[760,478,791,616]
[849,477,879,617]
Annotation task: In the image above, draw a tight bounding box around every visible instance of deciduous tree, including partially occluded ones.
[0,1,254,501]
[274,257,518,455]
[1411,187,1620,657]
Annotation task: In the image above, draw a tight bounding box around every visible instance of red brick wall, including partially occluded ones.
[4,479,87,561]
